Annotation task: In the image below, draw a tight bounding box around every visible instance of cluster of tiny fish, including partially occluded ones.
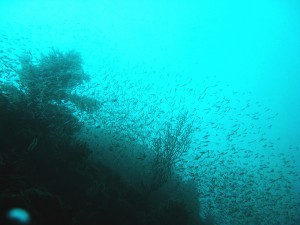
[1,24,300,225]
[80,71,300,225]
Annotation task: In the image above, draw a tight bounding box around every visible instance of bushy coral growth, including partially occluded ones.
[17,49,98,120]
[18,49,88,101]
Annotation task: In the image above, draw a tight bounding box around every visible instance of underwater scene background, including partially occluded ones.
[0,0,300,224]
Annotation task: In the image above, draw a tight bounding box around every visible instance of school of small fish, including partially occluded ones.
[1,23,300,225]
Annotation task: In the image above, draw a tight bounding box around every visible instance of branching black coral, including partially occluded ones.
[17,49,99,122]
[18,49,89,102]
[148,111,194,192]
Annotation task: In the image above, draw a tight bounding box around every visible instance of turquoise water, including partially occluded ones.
[1,0,299,224]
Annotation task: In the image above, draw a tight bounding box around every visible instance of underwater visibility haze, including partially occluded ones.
[0,0,300,224]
